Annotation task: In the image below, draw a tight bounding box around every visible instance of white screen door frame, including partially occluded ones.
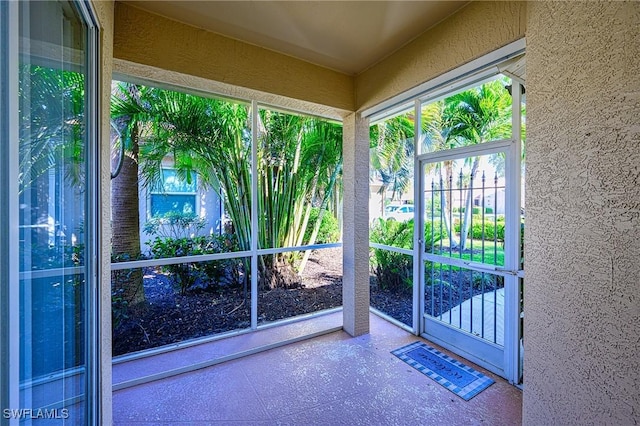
[413,79,523,383]
[416,139,521,382]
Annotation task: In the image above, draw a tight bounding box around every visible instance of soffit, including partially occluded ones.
[500,55,526,83]
[122,1,469,75]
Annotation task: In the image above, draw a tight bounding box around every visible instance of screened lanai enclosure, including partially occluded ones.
[108,44,526,385]
[109,83,345,357]
[4,29,524,414]
[3,0,638,424]
[368,48,525,383]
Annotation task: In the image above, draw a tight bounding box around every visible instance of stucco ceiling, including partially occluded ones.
[123,1,469,75]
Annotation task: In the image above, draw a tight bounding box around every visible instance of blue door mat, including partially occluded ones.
[392,342,495,400]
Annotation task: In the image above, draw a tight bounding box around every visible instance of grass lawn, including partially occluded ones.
[432,237,505,266]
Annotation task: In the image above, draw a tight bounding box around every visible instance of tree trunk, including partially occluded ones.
[258,255,299,291]
[442,161,457,248]
[111,123,145,306]
[458,157,480,251]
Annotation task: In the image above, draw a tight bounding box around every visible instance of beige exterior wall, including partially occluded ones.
[355,1,526,111]
[92,0,114,424]
[112,59,348,121]
[524,2,640,424]
[342,113,371,336]
[113,2,355,113]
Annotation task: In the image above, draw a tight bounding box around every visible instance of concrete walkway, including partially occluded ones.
[439,288,505,346]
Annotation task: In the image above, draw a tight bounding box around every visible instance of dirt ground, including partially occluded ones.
[114,248,378,356]
[112,247,500,356]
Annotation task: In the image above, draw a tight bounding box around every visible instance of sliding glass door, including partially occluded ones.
[2,1,99,424]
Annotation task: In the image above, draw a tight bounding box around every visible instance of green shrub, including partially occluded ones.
[143,211,206,239]
[452,207,481,215]
[370,218,414,250]
[453,220,505,241]
[147,234,240,294]
[452,207,494,215]
[370,219,442,292]
[369,218,413,292]
[144,213,239,294]
[304,207,340,244]
[111,282,129,329]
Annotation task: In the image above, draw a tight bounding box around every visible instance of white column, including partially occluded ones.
[503,80,522,384]
[250,100,259,329]
[342,113,370,336]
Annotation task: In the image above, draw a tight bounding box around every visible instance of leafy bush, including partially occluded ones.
[454,220,505,241]
[370,219,442,292]
[110,252,143,329]
[370,218,411,249]
[452,207,493,215]
[111,281,129,329]
[304,207,340,244]
[369,219,413,292]
[144,213,239,294]
[143,211,207,240]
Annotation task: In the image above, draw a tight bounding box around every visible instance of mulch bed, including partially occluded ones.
[370,287,413,326]
[112,248,501,356]
[113,248,348,356]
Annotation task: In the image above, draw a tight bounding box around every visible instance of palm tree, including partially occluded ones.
[110,83,147,305]
[19,65,86,193]
[257,110,342,288]
[411,79,513,251]
[111,84,254,302]
[420,100,460,247]
[18,65,86,266]
[295,119,342,272]
[110,83,343,294]
[441,79,512,250]
[369,112,415,217]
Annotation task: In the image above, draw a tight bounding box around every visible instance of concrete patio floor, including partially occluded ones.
[113,313,522,425]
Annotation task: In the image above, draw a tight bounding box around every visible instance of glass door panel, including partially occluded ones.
[13,1,95,423]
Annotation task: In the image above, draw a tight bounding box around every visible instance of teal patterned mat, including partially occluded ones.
[392,342,495,400]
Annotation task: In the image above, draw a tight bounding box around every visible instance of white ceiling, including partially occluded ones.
[124,1,469,75]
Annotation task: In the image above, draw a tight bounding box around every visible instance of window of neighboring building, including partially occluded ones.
[149,169,198,217]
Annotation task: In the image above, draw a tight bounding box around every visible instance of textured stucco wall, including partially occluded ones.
[524,2,640,424]
[355,1,527,111]
[113,2,354,113]
[92,0,114,424]
[113,59,348,121]
[342,113,370,336]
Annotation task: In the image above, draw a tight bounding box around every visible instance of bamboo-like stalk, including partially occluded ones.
[113,86,344,292]
[298,159,341,273]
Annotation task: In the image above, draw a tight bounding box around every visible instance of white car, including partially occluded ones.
[386,204,414,222]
